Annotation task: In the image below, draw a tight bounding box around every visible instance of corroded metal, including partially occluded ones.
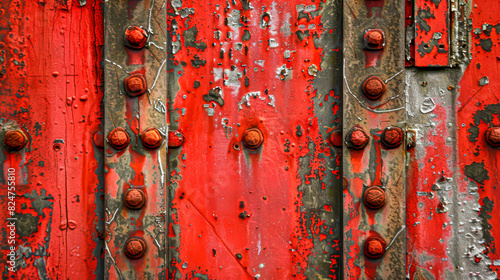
[381,126,403,149]
[107,127,130,150]
[103,0,167,277]
[4,130,28,151]
[242,128,264,149]
[364,186,386,210]
[362,76,386,100]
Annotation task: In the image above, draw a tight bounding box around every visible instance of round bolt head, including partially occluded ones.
[124,26,148,49]
[364,186,386,210]
[364,236,386,259]
[243,128,264,149]
[124,74,147,97]
[124,189,146,210]
[329,129,343,148]
[124,237,147,259]
[364,29,385,50]
[4,130,27,151]
[381,126,403,149]
[108,128,130,150]
[346,126,369,150]
[141,128,163,149]
[93,131,104,149]
[168,131,185,148]
[362,76,386,100]
[486,127,500,147]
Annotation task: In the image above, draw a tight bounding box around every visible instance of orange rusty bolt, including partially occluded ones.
[93,131,104,149]
[124,237,147,259]
[124,189,146,210]
[124,74,147,97]
[4,130,27,151]
[381,126,403,149]
[107,127,130,150]
[346,126,369,150]
[362,76,386,100]
[243,128,264,149]
[329,129,343,148]
[124,26,148,49]
[364,29,385,50]
[141,128,163,149]
[486,127,500,147]
[168,131,185,148]
[364,186,386,210]
[364,236,386,259]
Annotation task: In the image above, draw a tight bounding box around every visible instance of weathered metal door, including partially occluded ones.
[1,0,500,279]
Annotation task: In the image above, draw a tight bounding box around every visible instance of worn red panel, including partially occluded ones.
[166,0,343,279]
[415,0,449,67]
[0,0,104,278]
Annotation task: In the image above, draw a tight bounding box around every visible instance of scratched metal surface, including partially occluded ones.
[103,0,167,278]
[0,0,105,278]
[406,0,500,279]
[166,0,343,279]
[343,0,406,279]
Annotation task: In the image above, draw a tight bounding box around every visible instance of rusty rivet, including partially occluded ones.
[364,29,385,50]
[485,127,500,147]
[124,189,146,210]
[168,131,185,148]
[346,126,369,150]
[108,127,130,150]
[124,237,147,259]
[364,186,386,210]
[124,74,147,97]
[362,76,386,100]
[4,130,27,151]
[381,126,403,149]
[364,236,386,259]
[329,129,343,148]
[124,26,148,49]
[243,128,264,149]
[93,131,104,149]
[141,128,163,149]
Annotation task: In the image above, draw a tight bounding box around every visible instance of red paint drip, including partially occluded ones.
[125,48,146,65]
[364,0,384,18]
[364,50,383,68]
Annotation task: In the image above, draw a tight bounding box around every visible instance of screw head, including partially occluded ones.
[93,131,104,149]
[381,127,403,149]
[362,76,386,100]
[141,128,163,149]
[364,186,386,210]
[124,74,147,97]
[124,237,147,259]
[329,129,343,148]
[486,127,500,147]
[4,130,27,151]
[243,128,264,149]
[364,29,385,50]
[168,131,185,148]
[108,128,130,150]
[124,189,146,210]
[364,236,386,259]
[124,26,148,49]
[346,126,369,150]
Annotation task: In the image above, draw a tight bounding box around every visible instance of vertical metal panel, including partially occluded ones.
[343,0,406,279]
[414,0,449,67]
[103,0,167,278]
[166,0,343,279]
[0,0,105,278]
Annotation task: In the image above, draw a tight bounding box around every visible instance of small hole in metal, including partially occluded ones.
[53,144,61,151]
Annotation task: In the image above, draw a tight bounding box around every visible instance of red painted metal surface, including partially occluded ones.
[414,0,449,67]
[0,0,104,278]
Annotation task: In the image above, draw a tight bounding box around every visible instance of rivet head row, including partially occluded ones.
[124,74,147,97]
[125,26,148,49]
[124,237,147,259]
[362,76,386,100]
[4,130,28,151]
[364,186,386,210]
[364,29,385,50]
[364,236,386,259]
[346,126,369,150]
[381,127,403,149]
[486,127,500,147]
[141,128,163,149]
[124,189,146,210]
[243,128,264,149]
[108,127,130,150]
